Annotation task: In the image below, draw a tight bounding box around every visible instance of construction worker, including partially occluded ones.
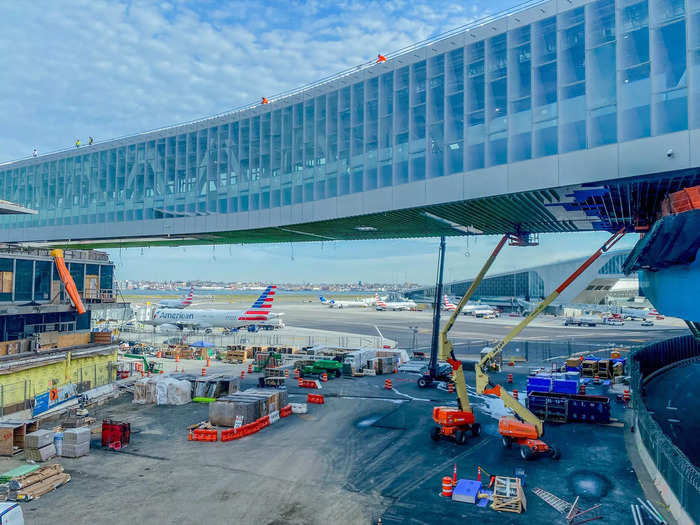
[261,97,269,104]
[75,139,81,148]
[89,136,94,145]
[32,148,38,157]
[377,53,387,63]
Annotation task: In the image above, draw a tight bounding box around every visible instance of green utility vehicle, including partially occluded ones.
[300,359,343,378]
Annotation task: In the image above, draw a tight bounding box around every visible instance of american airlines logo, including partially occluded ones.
[158,312,195,320]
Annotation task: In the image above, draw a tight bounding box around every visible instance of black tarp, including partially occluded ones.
[622,209,700,273]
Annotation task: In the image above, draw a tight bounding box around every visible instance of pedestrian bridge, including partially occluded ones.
[2,0,700,247]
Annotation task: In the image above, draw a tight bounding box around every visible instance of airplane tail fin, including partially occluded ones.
[181,285,194,306]
[320,295,327,303]
[243,286,277,318]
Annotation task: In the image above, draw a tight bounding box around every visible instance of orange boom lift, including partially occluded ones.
[430,228,625,459]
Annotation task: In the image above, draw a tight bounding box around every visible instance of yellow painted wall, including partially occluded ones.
[0,350,117,410]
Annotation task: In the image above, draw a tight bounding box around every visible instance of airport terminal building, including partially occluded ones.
[406,249,641,308]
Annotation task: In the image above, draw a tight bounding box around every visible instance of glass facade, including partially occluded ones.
[0,255,114,303]
[0,0,695,230]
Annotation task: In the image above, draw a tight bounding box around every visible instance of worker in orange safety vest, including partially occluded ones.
[377,54,387,63]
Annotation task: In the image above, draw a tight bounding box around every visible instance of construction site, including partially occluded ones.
[0,231,696,525]
[2,0,700,521]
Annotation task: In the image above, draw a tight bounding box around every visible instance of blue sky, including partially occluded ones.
[0,1,640,284]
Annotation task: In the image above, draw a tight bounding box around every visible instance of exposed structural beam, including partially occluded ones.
[0,199,37,215]
[421,212,483,235]
[276,227,337,240]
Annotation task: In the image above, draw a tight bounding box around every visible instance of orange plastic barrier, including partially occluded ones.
[280,405,292,418]
[298,379,318,389]
[49,249,86,314]
[307,393,324,404]
[192,429,218,442]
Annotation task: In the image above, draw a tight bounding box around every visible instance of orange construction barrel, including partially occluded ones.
[441,476,454,497]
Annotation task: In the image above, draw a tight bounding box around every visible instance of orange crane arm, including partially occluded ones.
[50,249,86,315]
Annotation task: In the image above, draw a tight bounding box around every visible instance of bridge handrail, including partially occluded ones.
[0,0,548,167]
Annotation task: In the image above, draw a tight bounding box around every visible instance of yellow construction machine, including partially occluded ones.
[430,228,626,459]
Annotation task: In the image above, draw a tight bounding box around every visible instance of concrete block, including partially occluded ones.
[63,427,91,444]
[24,430,53,449]
[62,441,90,458]
[24,443,56,462]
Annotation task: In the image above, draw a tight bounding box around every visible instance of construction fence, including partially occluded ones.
[630,334,700,523]
[0,362,115,417]
[120,329,387,351]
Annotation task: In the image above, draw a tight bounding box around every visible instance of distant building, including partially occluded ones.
[406,250,641,310]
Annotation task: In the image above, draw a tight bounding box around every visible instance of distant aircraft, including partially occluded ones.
[150,285,280,331]
[319,295,375,308]
[565,303,654,320]
[157,286,194,309]
[443,295,457,311]
[375,294,417,311]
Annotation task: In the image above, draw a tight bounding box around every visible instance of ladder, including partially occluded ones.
[532,487,572,514]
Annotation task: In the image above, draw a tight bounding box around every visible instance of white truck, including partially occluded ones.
[0,503,24,525]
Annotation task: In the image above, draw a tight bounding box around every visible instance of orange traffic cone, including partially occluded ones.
[248,363,253,374]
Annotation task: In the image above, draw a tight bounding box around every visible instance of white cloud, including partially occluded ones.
[0,0,484,159]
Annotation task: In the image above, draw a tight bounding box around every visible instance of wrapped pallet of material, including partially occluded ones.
[132,378,158,404]
[242,388,283,413]
[210,397,261,426]
[166,379,192,405]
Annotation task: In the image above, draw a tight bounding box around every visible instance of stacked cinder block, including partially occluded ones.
[24,430,56,462]
[62,427,91,458]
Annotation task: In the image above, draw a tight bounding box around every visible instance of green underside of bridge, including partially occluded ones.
[51,190,578,249]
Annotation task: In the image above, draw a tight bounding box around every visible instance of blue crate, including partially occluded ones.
[552,380,578,394]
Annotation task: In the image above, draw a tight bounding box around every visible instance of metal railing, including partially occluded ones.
[0,0,548,166]
[630,335,700,523]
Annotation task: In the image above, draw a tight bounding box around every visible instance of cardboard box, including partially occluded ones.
[24,443,56,462]
[25,429,54,449]
[63,427,91,444]
[62,441,90,458]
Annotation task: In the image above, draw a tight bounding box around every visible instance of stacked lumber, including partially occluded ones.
[8,464,71,501]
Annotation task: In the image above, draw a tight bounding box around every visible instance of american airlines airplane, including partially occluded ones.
[443,295,457,311]
[375,294,417,311]
[150,285,279,330]
[319,295,374,308]
[157,286,194,309]
[442,295,497,317]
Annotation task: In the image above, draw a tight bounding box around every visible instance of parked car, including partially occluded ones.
[641,320,654,327]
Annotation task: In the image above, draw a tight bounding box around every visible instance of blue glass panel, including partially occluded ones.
[559,83,587,152]
[380,163,393,186]
[446,142,463,174]
[651,19,687,134]
[620,63,651,140]
[411,155,426,181]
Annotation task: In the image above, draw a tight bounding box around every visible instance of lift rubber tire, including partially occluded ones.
[520,445,535,460]
[430,427,441,441]
[550,446,561,460]
[417,376,431,388]
[455,431,468,445]
[502,436,513,448]
[471,423,481,437]
[335,369,341,378]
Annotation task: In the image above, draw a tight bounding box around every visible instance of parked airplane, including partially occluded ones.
[319,295,374,308]
[375,294,417,311]
[157,286,194,309]
[443,295,457,311]
[150,285,280,331]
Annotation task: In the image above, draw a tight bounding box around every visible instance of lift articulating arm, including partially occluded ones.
[439,234,512,411]
[474,228,626,433]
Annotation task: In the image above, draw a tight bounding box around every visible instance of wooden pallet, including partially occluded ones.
[491,476,526,514]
